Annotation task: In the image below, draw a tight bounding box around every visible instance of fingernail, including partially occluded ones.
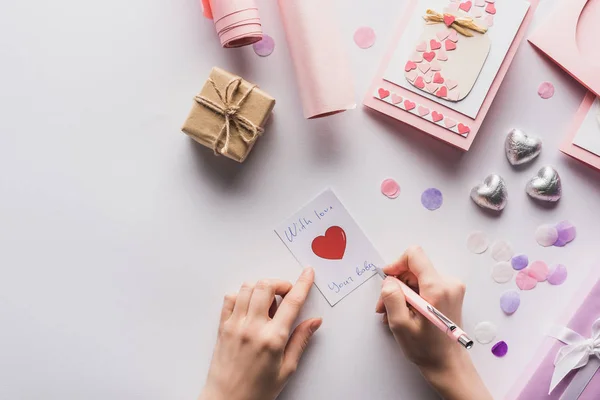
[302,267,313,277]
[310,318,323,334]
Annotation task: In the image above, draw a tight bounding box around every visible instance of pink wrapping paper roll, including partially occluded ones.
[203,0,263,48]
[278,0,356,119]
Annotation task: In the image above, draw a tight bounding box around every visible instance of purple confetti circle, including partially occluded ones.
[253,34,275,57]
[421,188,443,211]
[548,264,568,285]
[492,341,508,357]
[554,221,576,246]
[511,254,529,271]
[500,291,520,314]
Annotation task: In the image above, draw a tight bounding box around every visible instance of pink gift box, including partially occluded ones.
[507,267,600,400]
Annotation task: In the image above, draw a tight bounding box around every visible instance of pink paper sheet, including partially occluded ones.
[278,0,355,119]
[529,0,600,97]
[506,266,600,399]
[560,92,600,172]
[363,0,538,151]
[205,0,263,48]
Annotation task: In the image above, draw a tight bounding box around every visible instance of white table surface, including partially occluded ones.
[1,0,599,399]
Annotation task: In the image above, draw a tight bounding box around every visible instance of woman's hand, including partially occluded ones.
[200,268,322,400]
[376,246,492,400]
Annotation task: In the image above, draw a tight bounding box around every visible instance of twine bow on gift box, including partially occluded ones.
[423,9,488,37]
[547,318,600,398]
[194,78,264,156]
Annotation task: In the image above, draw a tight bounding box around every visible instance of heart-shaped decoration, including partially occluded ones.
[424,71,434,83]
[505,128,542,166]
[433,72,444,84]
[473,8,483,17]
[404,99,416,111]
[430,60,442,71]
[432,111,444,122]
[485,15,494,27]
[445,79,458,90]
[311,226,346,260]
[445,40,457,51]
[470,174,508,211]
[443,15,456,26]
[459,1,472,12]
[406,70,418,82]
[448,30,459,43]
[426,83,439,94]
[458,123,470,135]
[378,88,390,99]
[447,2,460,12]
[419,63,431,74]
[437,29,451,40]
[423,51,436,62]
[447,89,460,101]
[416,41,427,52]
[411,52,423,63]
[436,86,448,97]
[475,0,485,6]
[437,50,448,61]
[391,93,403,104]
[485,3,496,14]
[418,106,430,116]
[526,166,562,202]
[430,39,442,50]
[405,61,417,72]
[444,118,457,128]
[414,76,425,89]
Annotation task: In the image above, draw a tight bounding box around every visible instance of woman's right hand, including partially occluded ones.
[375,246,492,400]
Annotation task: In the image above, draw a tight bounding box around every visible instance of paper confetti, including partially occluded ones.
[535,224,559,247]
[421,188,443,211]
[537,82,555,99]
[528,261,549,282]
[467,231,489,254]
[516,270,537,290]
[554,221,576,247]
[511,254,529,271]
[253,34,275,57]
[490,240,514,262]
[548,264,568,285]
[381,178,400,199]
[492,341,508,357]
[500,291,520,314]
[354,27,376,49]
[492,262,514,283]
[474,321,497,344]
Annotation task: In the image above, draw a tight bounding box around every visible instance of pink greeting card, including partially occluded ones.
[561,92,600,172]
[529,0,600,97]
[363,0,538,151]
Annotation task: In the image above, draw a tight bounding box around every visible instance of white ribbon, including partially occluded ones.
[548,318,600,399]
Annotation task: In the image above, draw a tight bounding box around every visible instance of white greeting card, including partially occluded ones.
[275,189,384,306]
[573,97,600,157]
[384,0,529,119]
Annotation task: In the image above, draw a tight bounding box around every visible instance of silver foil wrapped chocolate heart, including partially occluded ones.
[470,174,508,211]
[526,166,562,202]
[505,129,542,166]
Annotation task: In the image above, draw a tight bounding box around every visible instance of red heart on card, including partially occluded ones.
[433,72,444,84]
[445,40,457,51]
[311,226,346,260]
[432,111,444,122]
[443,14,456,26]
[458,123,470,134]
[414,76,425,89]
[378,88,390,99]
[430,39,442,50]
[423,51,436,62]
[436,86,448,98]
[459,1,472,12]
[404,99,416,111]
[485,3,496,14]
[405,61,417,72]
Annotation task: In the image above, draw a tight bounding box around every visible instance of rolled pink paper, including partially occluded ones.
[205,0,263,48]
[278,0,356,119]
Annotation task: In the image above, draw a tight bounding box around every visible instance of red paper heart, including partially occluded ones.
[458,123,471,134]
[414,76,425,89]
[311,226,346,260]
[432,111,444,122]
[405,61,417,72]
[436,86,448,98]
[378,88,390,99]
[485,3,496,14]
[404,99,416,110]
[443,14,456,26]
[429,39,442,50]
[445,40,457,51]
[423,51,436,62]
[433,72,444,84]
[459,1,472,12]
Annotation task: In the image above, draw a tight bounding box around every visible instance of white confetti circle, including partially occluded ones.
[535,224,559,247]
[492,261,514,283]
[467,231,489,254]
[490,240,514,262]
[474,321,497,344]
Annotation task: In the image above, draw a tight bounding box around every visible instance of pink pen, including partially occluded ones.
[376,267,474,349]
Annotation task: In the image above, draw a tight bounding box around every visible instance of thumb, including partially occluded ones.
[381,277,411,330]
[282,318,322,376]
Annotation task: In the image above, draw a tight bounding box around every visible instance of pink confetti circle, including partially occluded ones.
[537,81,555,99]
[516,270,537,290]
[253,34,275,57]
[528,261,549,282]
[381,178,400,199]
[354,26,376,49]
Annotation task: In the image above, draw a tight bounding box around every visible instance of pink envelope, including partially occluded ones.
[363,0,539,151]
[529,0,600,97]
[561,92,600,172]
[506,266,600,399]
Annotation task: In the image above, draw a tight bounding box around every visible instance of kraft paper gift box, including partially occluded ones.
[507,268,600,400]
[181,67,275,163]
